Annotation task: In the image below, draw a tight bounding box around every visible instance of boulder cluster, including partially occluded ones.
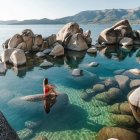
[0,23,92,68]
[98,19,140,47]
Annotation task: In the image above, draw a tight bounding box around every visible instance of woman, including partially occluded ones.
[43,78,57,96]
[43,78,57,113]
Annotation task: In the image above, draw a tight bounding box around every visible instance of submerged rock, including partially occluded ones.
[81,84,105,102]
[110,114,136,127]
[87,47,97,53]
[103,78,118,89]
[95,88,122,104]
[123,69,140,79]
[35,135,48,140]
[25,120,41,129]
[0,111,19,140]
[115,75,130,92]
[9,93,69,114]
[88,62,99,67]
[110,102,132,115]
[129,87,140,124]
[81,90,94,102]
[43,48,52,54]
[97,127,140,140]
[93,84,105,93]
[72,69,82,76]
[36,52,45,57]
[107,138,119,140]
[49,43,64,56]
[8,34,23,49]
[127,69,140,75]
[113,69,125,75]
[95,43,102,48]
[40,60,53,68]
[17,128,33,140]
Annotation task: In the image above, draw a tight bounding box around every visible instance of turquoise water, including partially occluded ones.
[0,24,140,140]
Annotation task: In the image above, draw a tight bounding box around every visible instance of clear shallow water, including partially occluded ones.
[0,24,140,140]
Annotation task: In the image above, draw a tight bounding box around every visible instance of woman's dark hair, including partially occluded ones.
[43,78,48,85]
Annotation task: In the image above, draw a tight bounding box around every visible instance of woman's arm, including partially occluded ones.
[48,85,58,95]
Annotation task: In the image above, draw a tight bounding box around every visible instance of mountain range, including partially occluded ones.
[0,7,140,25]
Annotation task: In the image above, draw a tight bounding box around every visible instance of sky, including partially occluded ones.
[0,0,139,20]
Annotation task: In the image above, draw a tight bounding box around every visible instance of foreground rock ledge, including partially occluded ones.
[0,111,19,140]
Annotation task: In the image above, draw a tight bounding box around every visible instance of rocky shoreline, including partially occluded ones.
[0,19,140,140]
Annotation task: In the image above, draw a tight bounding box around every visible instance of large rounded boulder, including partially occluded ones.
[115,75,130,93]
[110,114,136,127]
[123,69,140,79]
[95,88,122,104]
[97,127,140,140]
[66,33,88,51]
[56,22,80,45]
[110,102,132,115]
[98,20,133,45]
[129,87,140,124]
[17,42,27,51]
[1,48,16,63]
[8,34,23,49]
[49,43,64,56]
[10,49,26,67]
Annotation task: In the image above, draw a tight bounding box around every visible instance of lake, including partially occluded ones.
[0,24,140,140]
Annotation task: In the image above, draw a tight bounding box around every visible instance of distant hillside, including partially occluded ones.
[1,7,140,25]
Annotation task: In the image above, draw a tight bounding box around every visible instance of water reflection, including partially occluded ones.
[136,49,140,64]
[44,95,57,114]
[1,51,87,78]
[64,50,86,69]
[1,46,140,78]
[98,45,137,61]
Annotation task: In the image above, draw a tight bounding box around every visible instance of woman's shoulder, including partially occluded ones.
[44,84,55,89]
[47,84,53,88]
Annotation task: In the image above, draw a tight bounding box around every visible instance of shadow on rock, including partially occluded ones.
[40,104,104,132]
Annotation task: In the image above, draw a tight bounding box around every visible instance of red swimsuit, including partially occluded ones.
[44,85,52,96]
